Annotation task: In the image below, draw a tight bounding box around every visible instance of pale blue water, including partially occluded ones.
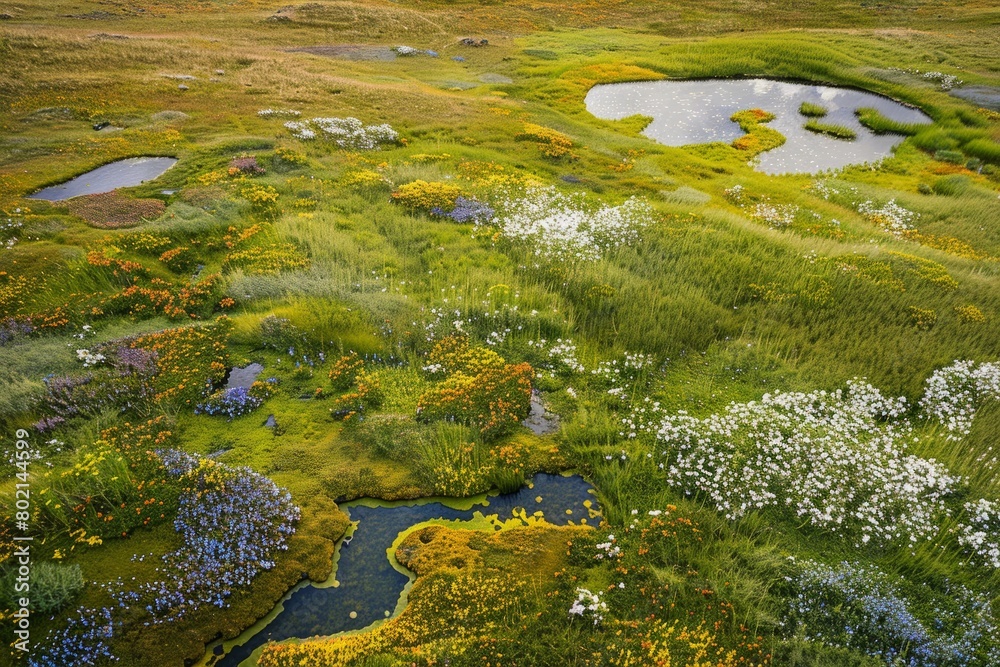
[585,78,931,174]
[28,157,177,200]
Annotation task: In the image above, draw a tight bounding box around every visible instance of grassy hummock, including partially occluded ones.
[804,118,858,140]
[799,101,829,117]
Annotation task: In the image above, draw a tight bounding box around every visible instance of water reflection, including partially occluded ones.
[584,78,930,174]
[27,157,178,201]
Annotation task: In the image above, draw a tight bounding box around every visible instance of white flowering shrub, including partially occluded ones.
[568,587,607,625]
[957,499,1000,569]
[857,198,918,235]
[486,188,653,261]
[919,360,1000,438]
[76,349,106,368]
[257,108,300,118]
[632,381,960,546]
[283,117,398,149]
[528,338,585,376]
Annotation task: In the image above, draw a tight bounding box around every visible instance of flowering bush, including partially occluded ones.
[486,187,654,261]
[222,243,309,275]
[919,360,1000,438]
[391,180,462,211]
[195,377,277,420]
[527,337,585,376]
[228,154,265,176]
[515,123,575,158]
[424,335,506,377]
[627,380,960,546]
[956,499,1000,568]
[284,117,398,149]
[417,360,533,440]
[430,196,494,223]
[785,560,1000,667]
[858,198,918,235]
[328,351,366,390]
[568,588,607,625]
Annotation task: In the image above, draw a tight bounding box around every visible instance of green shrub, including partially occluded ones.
[30,562,85,614]
[934,149,965,164]
[932,175,970,196]
[963,138,1000,165]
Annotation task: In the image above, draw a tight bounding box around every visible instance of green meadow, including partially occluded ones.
[1,1,1000,666]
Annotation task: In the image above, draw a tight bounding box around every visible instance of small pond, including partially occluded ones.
[206,473,599,667]
[585,78,932,174]
[27,157,178,201]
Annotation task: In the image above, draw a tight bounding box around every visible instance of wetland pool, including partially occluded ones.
[205,473,599,667]
[585,78,931,174]
[27,157,177,201]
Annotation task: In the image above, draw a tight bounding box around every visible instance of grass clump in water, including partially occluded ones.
[803,119,858,140]
[730,108,786,156]
[855,107,924,135]
[798,101,828,117]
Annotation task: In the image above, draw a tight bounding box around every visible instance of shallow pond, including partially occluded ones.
[206,473,599,667]
[585,78,931,174]
[27,157,177,201]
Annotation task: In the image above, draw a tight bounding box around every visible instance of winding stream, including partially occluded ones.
[585,78,931,174]
[204,473,599,667]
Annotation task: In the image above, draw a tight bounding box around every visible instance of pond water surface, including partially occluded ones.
[585,78,931,174]
[207,473,598,667]
[27,157,177,201]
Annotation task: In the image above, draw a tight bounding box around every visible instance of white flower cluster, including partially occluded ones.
[76,348,106,368]
[257,108,300,118]
[919,359,1000,438]
[528,338,585,375]
[957,499,1000,568]
[922,71,963,90]
[488,188,654,261]
[283,117,398,149]
[638,381,960,546]
[857,198,918,235]
[594,534,621,560]
[752,201,799,228]
[568,587,607,625]
[593,352,655,400]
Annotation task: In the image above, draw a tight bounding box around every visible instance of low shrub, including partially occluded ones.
[391,180,462,211]
[29,562,85,614]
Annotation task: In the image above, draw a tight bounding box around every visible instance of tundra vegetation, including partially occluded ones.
[1,1,1000,666]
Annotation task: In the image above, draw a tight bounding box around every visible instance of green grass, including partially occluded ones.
[855,107,925,135]
[803,119,858,140]
[799,101,829,117]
